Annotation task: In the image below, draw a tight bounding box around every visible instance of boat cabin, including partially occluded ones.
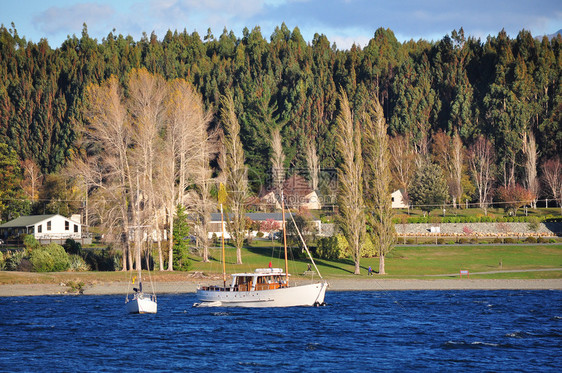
[231,268,289,291]
[200,268,290,292]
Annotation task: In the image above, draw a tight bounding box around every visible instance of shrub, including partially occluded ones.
[256,231,264,238]
[537,237,549,244]
[69,255,90,271]
[524,236,537,243]
[458,238,469,244]
[30,244,70,272]
[45,243,71,271]
[84,249,119,271]
[362,235,378,258]
[17,258,33,271]
[23,234,40,250]
[66,280,85,294]
[469,238,479,244]
[406,239,415,245]
[316,235,350,260]
[527,217,541,232]
[30,249,54,272]
[63,239,82,255]
[493,238,503,244]
[436,238,445,245]
[4,250,25,271]
[504,238,516,244]
[0,251,4,270]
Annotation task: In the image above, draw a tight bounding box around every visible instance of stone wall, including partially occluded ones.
[394,222,562,237]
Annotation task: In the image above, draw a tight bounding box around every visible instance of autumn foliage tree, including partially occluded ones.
[494,184,534,215]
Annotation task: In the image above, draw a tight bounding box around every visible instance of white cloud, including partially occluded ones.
[33,3,114,35]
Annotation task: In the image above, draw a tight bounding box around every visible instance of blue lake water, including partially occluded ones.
[1,290,561,372]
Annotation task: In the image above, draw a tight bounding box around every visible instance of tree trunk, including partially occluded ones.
[379,253,386,275]
[167,203,174,271]
[157,232,164,271]
[354,259,360,275]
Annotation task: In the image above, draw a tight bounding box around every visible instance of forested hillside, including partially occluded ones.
[0,23,561,209]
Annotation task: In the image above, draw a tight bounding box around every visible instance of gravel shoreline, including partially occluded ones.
[1,278,561,297]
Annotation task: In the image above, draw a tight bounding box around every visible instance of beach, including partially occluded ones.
[1,278,561,297]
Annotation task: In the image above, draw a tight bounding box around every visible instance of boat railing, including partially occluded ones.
[200,285,230,292]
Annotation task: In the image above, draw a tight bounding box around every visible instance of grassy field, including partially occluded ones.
[391,206,562,219]
[186,240,562,280]
[1,242,561,285]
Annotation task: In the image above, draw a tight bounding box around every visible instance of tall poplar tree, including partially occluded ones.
[335,89,365,275]
[362,94,395,275]
[220,92,248,265]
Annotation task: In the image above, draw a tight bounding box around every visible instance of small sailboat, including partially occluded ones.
[194,191,328,307]
[125,274,157,314]
[125,231,157,314]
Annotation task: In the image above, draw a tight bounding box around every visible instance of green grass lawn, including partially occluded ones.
[1,241,561,284]
[392,207,561,219]
[188,240,562,280]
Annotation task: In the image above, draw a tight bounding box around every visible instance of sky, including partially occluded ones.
[1,0,561,49]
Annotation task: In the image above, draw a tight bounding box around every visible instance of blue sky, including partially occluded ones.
[1,0,561,49]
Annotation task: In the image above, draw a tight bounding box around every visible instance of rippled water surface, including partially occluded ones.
[1,290,561,372]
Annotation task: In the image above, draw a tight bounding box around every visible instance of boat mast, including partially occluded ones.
[281,191,289,285]
[221,203,226,288]
[288,210,323,279]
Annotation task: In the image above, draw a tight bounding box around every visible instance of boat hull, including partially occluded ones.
[195,281,328,308]
[125,294,157,314]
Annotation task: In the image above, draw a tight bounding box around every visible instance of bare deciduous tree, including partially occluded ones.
[270,127,285,194]
[541,157,562,214]
[163,78,213,267]
[305,139,319,191]
[363,94,395,275]
[388,134,415,203]
[432,130,464,208]
[220,92,248,265]
[83,75,133,270]
[522,131,539,208]
[21,159,43,201]
[335,89,365,275]
[127,69,167,271]
[450,131,464,208]
[468,135,495,215]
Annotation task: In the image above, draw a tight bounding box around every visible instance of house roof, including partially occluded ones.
[283,174,313,197]
[0,214,75,228]
[210,212,293,222]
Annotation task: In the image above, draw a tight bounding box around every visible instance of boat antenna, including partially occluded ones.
[281,190,289,285]
[287,207,323,280]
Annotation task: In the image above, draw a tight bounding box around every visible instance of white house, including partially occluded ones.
[0,214,82,243]
[206,212,323,240]
[391,189,408,209]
